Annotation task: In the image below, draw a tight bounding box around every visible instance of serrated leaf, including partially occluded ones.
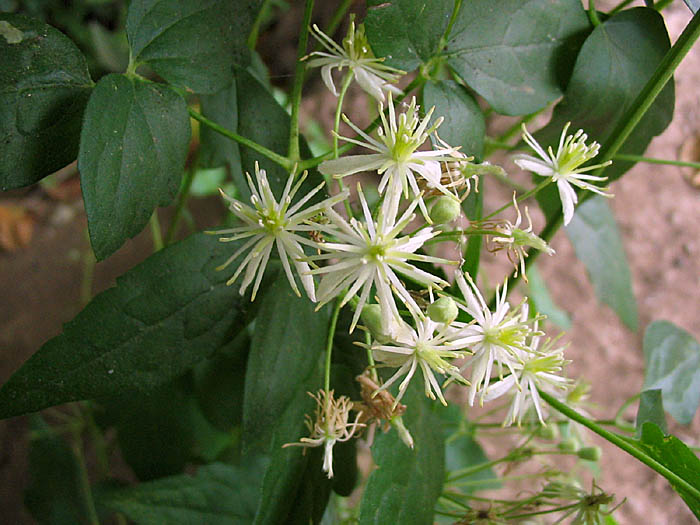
[526,264,572,330]
[126,0,259,94]
[447,0,589,115]
[359,384,445,525]
[0,14,92,190]
[78,74,191,259]
[364,0,453,71]
[638,422,700,519]
[636,389,667,438]
[24,416,90,525]
[98,459,266,524]
[565,196,638,330]
[535,8,674,183]
[643,321,700,425]
[0,234,244,420]
[422,80,485,158]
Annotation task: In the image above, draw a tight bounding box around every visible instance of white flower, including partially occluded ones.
[370,310,470,406]
[318,94,464,220]
[453,272,539,406]
[283,390,364,478]
[214,163,348,301]
[306,22,403,103]
[483,334,571,426]
[308,184,456,333]
[483,193,555,279]
[514,123,613,225]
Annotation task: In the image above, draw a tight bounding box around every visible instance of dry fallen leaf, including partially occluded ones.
[0,204,35,252]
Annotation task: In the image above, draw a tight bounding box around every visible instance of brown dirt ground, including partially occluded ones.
[1,1,699,524]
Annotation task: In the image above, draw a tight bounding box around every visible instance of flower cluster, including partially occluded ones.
[209,20,615,478]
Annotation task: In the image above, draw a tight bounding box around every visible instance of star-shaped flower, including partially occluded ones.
[319,95,465,219]
[214,163,348,301]
[308,185,456,333]
[306,21,404,103]
[453,272,539,406]
[514,123,613,225]
[370,310,470,407]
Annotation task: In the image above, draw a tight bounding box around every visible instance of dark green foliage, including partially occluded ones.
[126,0,259,94]
[0,14,92,190]
[359,384,445,525]
[0,234,245,419]
[78,73,191,259]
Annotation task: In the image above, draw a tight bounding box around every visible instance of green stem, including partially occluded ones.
[335,72,356,218]
[594,10,700,174]
[614,153,700,169]
[365,331,379,382]
[297,75,427,171]
[165,161,197,245]
[325,298,343,394]
[588,0,601,27]
[490,10,700,309]
[149,212,164,252]
[188,108,292,170]
[247,0,274,49]
[438,0,463,51]
[539,389,700,503]
[288,0,315,165]
[482,178,551,221]
[609,0,634,15]
[68,417,100,525]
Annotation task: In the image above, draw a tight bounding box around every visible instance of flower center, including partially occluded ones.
[258,209,286,234]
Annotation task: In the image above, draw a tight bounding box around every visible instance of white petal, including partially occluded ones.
[319,154,386,177]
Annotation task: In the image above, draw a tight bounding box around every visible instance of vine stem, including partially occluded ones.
[539,389,700,503]
[188,108,292,170]
[149,212,164,252]
[324,298,343,395]
[489,9,700,308]
[614,153,700,170]
[165,158,197,245]
[288,0,315,166]
[481,178,551,221]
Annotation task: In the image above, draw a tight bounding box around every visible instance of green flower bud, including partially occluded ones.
[535,423,559,441]
[429,196,461,224]
[558,438,579,452]
[577,446,602,462]
[361,304,391,343]
[427,296,458,324]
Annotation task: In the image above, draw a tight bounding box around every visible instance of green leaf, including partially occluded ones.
[535,8,674,182]
[0,233,244,420]
[636,389,667,438]
[78,74,190,260]
[422,80,485,158]
[638,422,700,519]
[359,384,445,525]
[102,378,198,481]
[364,0,453,71]
[526,264,572,330]
[126,0,259,94]
[240,274,332,524]
[0,14,92,190]
[642,320,700,425]
[242,275,329,453]
[565,196,638,330]
[98,459,266,524]
[198,81,246,195]
[447,0,589,115]
[24,416,90,525]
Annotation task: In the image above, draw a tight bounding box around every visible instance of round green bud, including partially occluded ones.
[427,296,458,324]
[577,446,602,462]
[535,423,559,441]
[361,304,391,343]
[558,438,579,452]
[429,196,461,224]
